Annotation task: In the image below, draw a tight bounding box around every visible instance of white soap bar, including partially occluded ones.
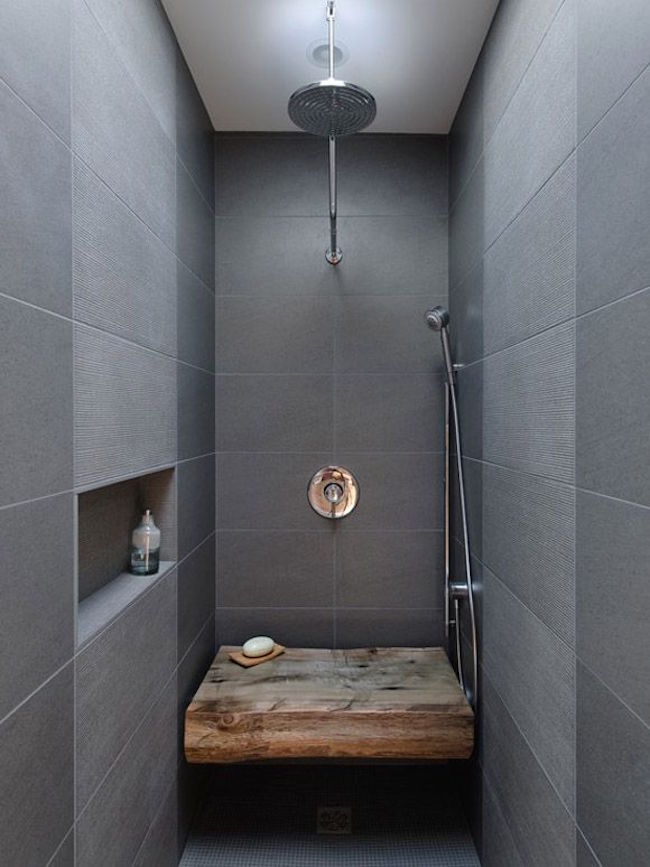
[242,636,275,658]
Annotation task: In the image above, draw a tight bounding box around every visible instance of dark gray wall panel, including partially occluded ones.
[0,666,73,867]
[74,324,177,487]
[0,296,72,506]
[450,260,483,366]
[456,362,483,461]
[73,159,177,355]
[177,159,215,289]
[132,778,178,867]
[177,453,216,559]
[482,777,525,867]
[178,534,216,660]
[177,362,215,461]
[0,494,74,721]
[177,54,214,207]
[335,608,445,649]
[178,262,215,372]
[0,81,72,315]
[216,607,334,648]
[49,829,75,867]
[449,159,485,288]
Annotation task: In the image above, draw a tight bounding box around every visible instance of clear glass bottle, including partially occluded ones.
[130,509,161,575]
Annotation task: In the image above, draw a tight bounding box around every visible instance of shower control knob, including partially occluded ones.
[324,483,344,504]
[308,466,359,519]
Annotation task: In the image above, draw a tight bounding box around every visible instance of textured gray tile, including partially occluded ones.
[177,54,214,207]
[483,463,575,646]
[49,828,75,867]
[216,215,447,297]
[178,453,215,559]
[482,675,576,867]
[72,0,175,246]
[74,324,177,488]
[576,833,601,867]
[335,375,444,453]
[0,81,71,315]
[177,615,215,754]
[577,491,650,725]
[216,607,334,648]
[178,262,215,372]
[178,362,215,461]
[84,0,176,143]
[0,494,74,720]
[336,531,444,609]
[0,0,70,141]
[336,135,448,216]
[576,289,650,505]
[577,69,650,314]
[76,678,177,867]
[449,158,485,288]
[449,61,484,208]
[456,362,483,462]
[218,531,334,607]
[0,296,72,506]
[337,295,447,374]
[334,453,444,531]
[484,154,576,354]
[73,159,176,355]
[577,0,650,140]
[217,375,332,452]
[484,320,575,483]
[577,664,650,866]
[482,778,525,867]
[450,259,483,366]
[177,159,215,289]
[0,666,73,867]
[484,0,576,248]
[75,570,176,812]
[215,134,327,216]
[335,608,445,649]
[178,534,215,660]
[483,568,576,809]
[133,778,178,867]
[216,296,334,374]
[217,452,331,531]
[455,458,484,564]
[177,760,210,860]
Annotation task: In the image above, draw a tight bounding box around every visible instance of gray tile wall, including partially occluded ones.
[449,0,650,862]
[0,0,214,862]
[215,133,448,648]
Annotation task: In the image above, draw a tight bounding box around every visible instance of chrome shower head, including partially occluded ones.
[424,306,450,332]
[288,80,376,137]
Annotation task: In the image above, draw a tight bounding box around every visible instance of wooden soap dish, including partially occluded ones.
[228,644,285,668]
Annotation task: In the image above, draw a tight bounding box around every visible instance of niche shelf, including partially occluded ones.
[76,467,176,647]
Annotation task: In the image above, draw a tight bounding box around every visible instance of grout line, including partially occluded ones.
[578,56,650,147]
[0,74,70,149]
[45,826,74,867]
[574,283,650,323]
[0,658,74,729]
[576,827,603,866]
[577,658,650,734]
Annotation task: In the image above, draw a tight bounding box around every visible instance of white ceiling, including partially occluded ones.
[161,0,499,134]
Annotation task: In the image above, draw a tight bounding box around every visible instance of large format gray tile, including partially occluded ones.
[336,531,444,609]
[0,495,74,721]
[216,607,334,648]
[483,463,575,646]
[132,778,178,867]
[0,296,72,506]
[577,68,650,314]
[0,666,73,867]
[76,678,177,867]
[84,0,176,143]
[335,608,445,649]
[177,262,215,372]
[577,664,650,866]
[449,158,485,288]
[178,454,215,559]
[216,296,334,374]
[177,362,215,461]
[177,159,215,289]
[450,259,483,366]
[484,320,575,483]
[481,675,576,867]
[577,0,650,140]
[0,81,71,316]
[49,829,75,867]
[337,295,447,374]
[483,569,576,810]
[75,570,176,812]
[577,491,650,726]
[334,453,444,531]
[456,361,483,462]
[217,452,332,531]
[177,616,215,755]
[178,534,215,660]
[576,288,650,506]
[216,216,447,297]
[484,0,576,248]
[482,777,525,867]
[73,159,176,355]
[218,531,334,608]
[217,375,332,452]
[74,324,177,488]
[576,833,601,867]
[177,54,214,207]
[484,154,576,354]
[0,0,70,141]
[72,0,175,247]
[335,374,444,453]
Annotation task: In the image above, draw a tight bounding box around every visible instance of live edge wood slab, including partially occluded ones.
[185,646,474,764]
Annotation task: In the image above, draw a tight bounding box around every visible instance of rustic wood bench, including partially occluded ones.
[185,646,474,764]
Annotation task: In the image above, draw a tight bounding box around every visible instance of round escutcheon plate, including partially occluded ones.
[307,465,359,519]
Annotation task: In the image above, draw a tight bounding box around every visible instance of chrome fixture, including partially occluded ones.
[308,466,359,518]
[288,0,376,264]
[425,306,479,709]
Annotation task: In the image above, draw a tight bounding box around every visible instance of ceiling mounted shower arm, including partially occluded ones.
[326,1,336,80]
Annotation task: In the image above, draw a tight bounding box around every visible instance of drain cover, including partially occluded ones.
[316,806,352,834]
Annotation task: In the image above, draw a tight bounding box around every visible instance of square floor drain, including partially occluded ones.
[316,806,352,834]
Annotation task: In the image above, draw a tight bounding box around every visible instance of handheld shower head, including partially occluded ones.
[424,306,450,332]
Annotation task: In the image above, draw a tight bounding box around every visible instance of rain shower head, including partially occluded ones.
[288,79,376,137]
[424,306,450,332]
